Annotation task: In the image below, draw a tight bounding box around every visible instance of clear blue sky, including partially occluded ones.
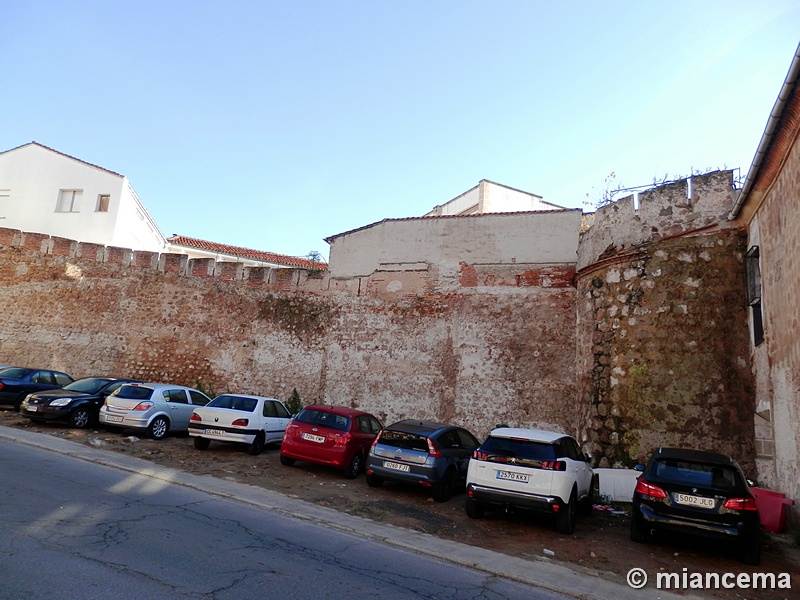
[3,2,798,260]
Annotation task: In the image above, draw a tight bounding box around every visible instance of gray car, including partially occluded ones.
[99,382,211,439]
[365,420,480,502]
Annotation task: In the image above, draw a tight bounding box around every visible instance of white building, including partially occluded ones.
[0,142,166,252]
[424,179,564,216]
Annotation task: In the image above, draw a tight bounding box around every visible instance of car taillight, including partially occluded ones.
[541,460,566,471]
[190,412,201,422]
[634,479,668,500]
[427,438,442,458]
[133,401,154,411]
[723,497,758,511]
[0,383,4,390]
[335,433,351,446]
[473,450,488,460]
[231,418,248,427]
[371,431,383,446]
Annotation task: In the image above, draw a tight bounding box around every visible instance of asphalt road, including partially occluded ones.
[0,436,573,600]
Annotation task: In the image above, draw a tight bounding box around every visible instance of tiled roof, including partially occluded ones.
[167,235,327,270]
[325,207,583,242]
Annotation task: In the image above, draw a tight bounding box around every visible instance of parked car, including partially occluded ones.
[631,447,761,565]
[188,394,292,455]
[365,420,480,502]
[99,382,212,439]
[19,377,141,428]
[465,428,596,534]
[280,405,382,479]
[0,367,74,411]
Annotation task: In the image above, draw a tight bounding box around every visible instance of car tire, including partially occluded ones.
[742,534,761,566]
[556,489,577,534]
[248,433,265,456]
[280,454,296,466]
[194,436,210,450]
[465,497,485,519]
[579,474,599,515]
[147,416,169,440]
[432,470,456,503]
[344,453,362,479]
[70,408,91,429]
[630,512,649,543]
[366,474,384,488]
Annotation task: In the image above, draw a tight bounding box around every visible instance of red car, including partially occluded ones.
[280,405,383,479]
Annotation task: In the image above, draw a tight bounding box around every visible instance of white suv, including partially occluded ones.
[465,428,597,534]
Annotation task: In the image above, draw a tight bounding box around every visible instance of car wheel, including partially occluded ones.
[432,470,456,502]
[742,534,761,566]
[465,497,485,519]
[556,489,577,534]
[366,474,384,488]
[194,436,210,450]
[248,433,265,456]
[280,454,296,466]
[147,416,169,440]
[630,512,649,543]
[344,453,362,479]
[579,474,599,515]
[69,408,91,429]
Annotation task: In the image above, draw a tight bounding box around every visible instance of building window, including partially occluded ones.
[745,246,764,346]
[96,194,110,212]
[56,189,82,212]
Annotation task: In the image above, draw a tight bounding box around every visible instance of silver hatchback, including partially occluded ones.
[99,382,211,440]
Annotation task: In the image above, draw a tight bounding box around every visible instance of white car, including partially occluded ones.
[99,382,212,440]
[188,394,292,455]
[465,428,597,534]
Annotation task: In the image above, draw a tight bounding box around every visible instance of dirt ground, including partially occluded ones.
[3,409,798,599]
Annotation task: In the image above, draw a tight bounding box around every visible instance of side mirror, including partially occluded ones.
[634,464,645,472]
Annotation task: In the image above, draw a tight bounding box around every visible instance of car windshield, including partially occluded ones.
[652,458,740,489]
[0,368,31,379]
[63,378,113,394]
[479,437,558,461]
[115,385,154,400]
[208,395,258,412]
[295,409,350,431]
[378,430,429,452]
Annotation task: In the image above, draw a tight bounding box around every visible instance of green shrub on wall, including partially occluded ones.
[286,388,303,416]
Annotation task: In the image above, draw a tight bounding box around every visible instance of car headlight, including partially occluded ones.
[49,398,72,407]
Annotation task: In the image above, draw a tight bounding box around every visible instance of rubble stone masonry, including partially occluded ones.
[0,171,758,471]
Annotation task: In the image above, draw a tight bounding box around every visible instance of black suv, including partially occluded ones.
[631,447,761,565]
[366,420,480,502]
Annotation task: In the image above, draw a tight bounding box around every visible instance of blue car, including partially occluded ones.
[366,420,480,502]
[0,367,74,411]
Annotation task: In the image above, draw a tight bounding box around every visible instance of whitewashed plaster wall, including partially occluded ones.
[327,209,583,279]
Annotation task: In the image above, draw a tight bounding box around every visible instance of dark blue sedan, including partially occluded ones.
[0,367,74,411]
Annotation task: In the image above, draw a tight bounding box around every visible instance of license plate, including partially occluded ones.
[675,493,715,509]
[204,429,224,436]
[302,432,325,444]
[105,415,123,423]
[497,470,529,483]
[384,461,410,472]
[27,406,38,412]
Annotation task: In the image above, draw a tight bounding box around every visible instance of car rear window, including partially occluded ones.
[115,385,154,400]
[652,459,740,489]
[377,430,429,452]
[209,395,257,412]
[64,378,112,394]
[479,436,558,461]
[295,409,350,431]
[0,368,30,379]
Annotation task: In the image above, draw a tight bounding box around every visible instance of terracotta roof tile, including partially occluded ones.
[167,235,327,270]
